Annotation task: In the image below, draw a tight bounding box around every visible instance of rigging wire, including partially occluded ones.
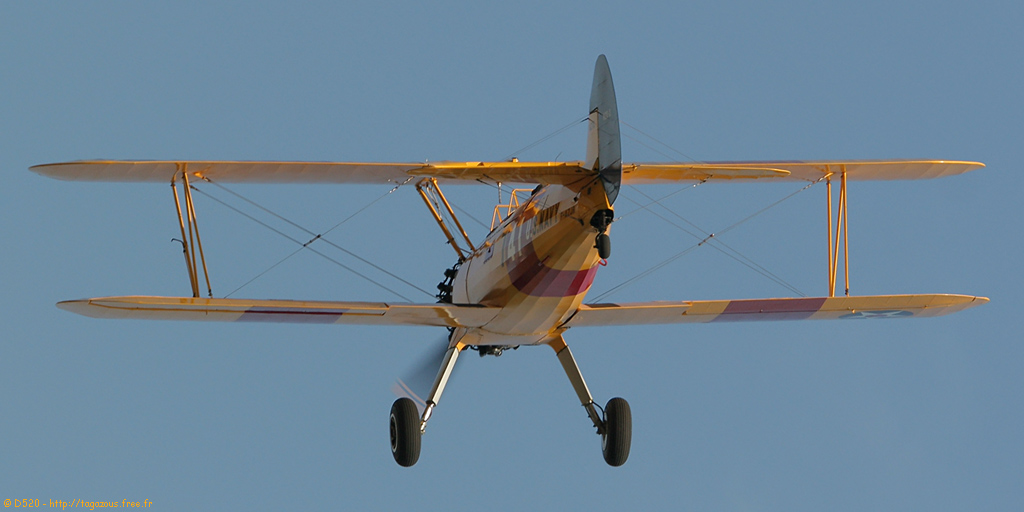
[223,246,305,298]
[592,179,821,302]
[400,116,589,233]
[421,116,589,233]
[189,182,433,301]
[452,203,489,230]
[615,179,707,221]
[605,117,816,299]
[623,187,806,297]
[502,116,588,161]
[621,132,687,163]
[312,177,414,239]
[217,178,412,299]
[620,120,703,163]
[199,177,433,299]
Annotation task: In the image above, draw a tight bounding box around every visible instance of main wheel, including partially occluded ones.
[389,398,421,467]
[601,397,631,466]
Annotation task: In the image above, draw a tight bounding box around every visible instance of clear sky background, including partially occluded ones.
[2,1,1020,510]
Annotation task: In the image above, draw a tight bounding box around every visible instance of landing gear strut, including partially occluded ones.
[550,336,631,466]
[389,338,465,467]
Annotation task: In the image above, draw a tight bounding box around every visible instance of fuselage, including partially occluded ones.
[451,179,612,345]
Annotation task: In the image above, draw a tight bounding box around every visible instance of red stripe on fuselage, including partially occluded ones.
[507,242,597,298]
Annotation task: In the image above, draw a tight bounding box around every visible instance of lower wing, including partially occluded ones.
[58,296,500,328]
[565,294,988,326]
[58,293,987,329]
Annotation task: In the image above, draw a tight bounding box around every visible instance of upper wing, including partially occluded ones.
[30,160,596,185]
[622,160,984,184]
[31,159,982,185]
[32,160,431,184]
[565,294,988,327]
[58,296,501,328]
[30,159,787,185]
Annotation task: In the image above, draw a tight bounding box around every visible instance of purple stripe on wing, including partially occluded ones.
[238,307,347,323]
[712,297,827,322]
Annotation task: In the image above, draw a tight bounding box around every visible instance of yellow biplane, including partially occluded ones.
[32,55,987,467]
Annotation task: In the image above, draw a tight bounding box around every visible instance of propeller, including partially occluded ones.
[391,336,451,414]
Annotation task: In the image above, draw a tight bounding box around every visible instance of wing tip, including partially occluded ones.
[56,299,100,317]
[30,162,72,180]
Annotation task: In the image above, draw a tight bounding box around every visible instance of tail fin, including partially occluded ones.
[585,55,622,205]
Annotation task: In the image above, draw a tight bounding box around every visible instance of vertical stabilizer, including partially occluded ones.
[585,55,622,205]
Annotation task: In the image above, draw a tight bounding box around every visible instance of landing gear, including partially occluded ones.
[389,398,421,467]
[388,340,465,467]
[601,397,631,466]
[391,335,630,466]
[550,336,632,466]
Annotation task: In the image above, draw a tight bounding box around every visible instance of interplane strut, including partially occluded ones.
[171,164,212,298]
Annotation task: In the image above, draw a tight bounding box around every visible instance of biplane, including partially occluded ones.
[32,55,987,467]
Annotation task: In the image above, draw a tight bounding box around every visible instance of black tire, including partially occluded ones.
[595,233,611,259]
[389,398,421,467]
[601,397,631,466]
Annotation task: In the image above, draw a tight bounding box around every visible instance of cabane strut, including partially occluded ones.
[416,178,476,261]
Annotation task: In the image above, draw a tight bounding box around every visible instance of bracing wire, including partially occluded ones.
[189,182,434,301]
[452,203,490,230]
[621,132,686,163]
[200,178,433,299]
[620,120,703,163]
[423,116,588,232]
[220,177,416,298]
[615,179,707,222]
[223,246,305,298]
[601,117,820,299]
[592,179,821,302]
[623,188,806,297]
[502,116,588,161]
[310,177,413,239]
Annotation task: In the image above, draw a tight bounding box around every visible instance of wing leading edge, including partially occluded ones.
[565,294,988,327]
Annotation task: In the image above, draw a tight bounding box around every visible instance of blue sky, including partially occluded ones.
[2,1,1021,510]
